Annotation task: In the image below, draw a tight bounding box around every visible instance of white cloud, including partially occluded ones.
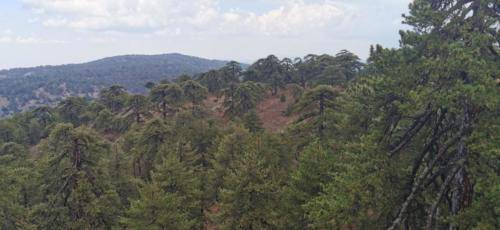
[0,35,67,44]
[0,30,67,44]
[23,0,219,31]
[22,0,347,36]
[221,0,346,35]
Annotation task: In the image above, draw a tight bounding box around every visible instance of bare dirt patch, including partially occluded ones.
[202,85,299,133]
[256,85,300,132]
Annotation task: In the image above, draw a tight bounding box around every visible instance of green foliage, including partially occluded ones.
[57,97,88,125]
[291,85,340,138]
[243,110,264,133]
[99,85,128,112]
[125,94,151,123]
[279,94,286,102]
[198,70,227,94]
[181,80,209,106]
[216,135,286,229]
[122,153,201,229]
[246,55,288,95]
[149,83,184,118]
[122,183,193,230]
[220,61,243,83]
[293,52,362,87]
[144,81,156,89]
[223,81,265,118]
[281,141,335,229]
[0,120,17,143]
[130,118,171,179]
[33,123,122,229]
[0,54,226,117]
[0,3,497,228]
[0,142,36,229]
[176,74,192,83]
[209,127,251,201]
[305,140,399,229]
[317,50,363,86]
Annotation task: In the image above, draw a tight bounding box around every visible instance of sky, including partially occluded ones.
[0,0,412,69]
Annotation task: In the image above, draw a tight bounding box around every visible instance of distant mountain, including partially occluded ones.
[0,53,228,117]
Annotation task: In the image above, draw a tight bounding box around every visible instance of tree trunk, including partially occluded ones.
[319,94,325,137]
[449,100,473,230]
[135,111,141,123]
[72,138,82,170]
[161,102,167,119]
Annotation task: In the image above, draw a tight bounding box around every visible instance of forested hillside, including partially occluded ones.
[0,53,227,117]
[0,0,498,229]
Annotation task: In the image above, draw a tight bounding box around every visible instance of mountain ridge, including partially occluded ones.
[0,53,230,117]
[0,53,227,76]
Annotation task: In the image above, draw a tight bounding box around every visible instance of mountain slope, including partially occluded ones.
[0,53,227,116]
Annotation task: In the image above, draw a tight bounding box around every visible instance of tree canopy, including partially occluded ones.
[0,1,498,228]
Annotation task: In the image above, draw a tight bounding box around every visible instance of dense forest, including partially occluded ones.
[0,0,499,229]
[0,53,228,117]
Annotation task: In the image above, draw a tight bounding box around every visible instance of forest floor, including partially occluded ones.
[202,85,298,133]
[97,85,300,145]
[255,86,299,132]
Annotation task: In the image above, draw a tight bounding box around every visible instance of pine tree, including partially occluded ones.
[149,83,184,118]
[198,69,226,93]
[57,97,88,125]
[292,85,340,138]
[98,85,128,112]
[181,80,209,112]
[319,50,363,86]
[305,1,500,229]
[304,138,399,229]
[32,123,122,229]
[217,136,282,229]
[281,141,335,229]
[122,183,193,230]
[270,72,284,95]
[243,110,264,133]
[209,127,251,202]
[0,143,36,229]
[223,81,265,118]
[221,61,243,83]
[125,94,151,123]
[123,152,202,229]
[131,118,171,179]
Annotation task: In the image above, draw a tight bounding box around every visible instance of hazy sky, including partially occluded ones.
[0,0,411,69]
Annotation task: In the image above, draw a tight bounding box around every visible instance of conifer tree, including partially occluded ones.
[319,50,363,86]
[217,136,283,229]
[32,106,56,127]
[98,85,128,112]
[122,183,192,230]
[209,127,251,202]
[198,69,226,93]
[305,1,500,229]
[292,85,340,138]
[123,153,201,229]
[131,119,171,179]
[281,141,335,229]
[125,94,151,123]
[221,61,243,83]
[223,81,265,118]
[181,80,209,111]
[32,123,121,229]
[0,143,36,229]
[243,110,264,133]
[149,83,184,118]
[57,97,88,125]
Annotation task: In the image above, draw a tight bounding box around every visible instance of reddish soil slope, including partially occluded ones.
[255,87,298,132]
[202,86,298,133]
